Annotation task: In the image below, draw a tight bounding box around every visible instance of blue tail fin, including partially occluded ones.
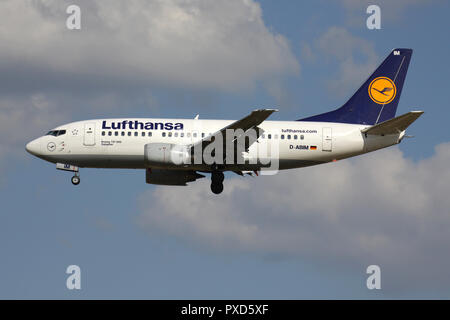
[298,48,413,125]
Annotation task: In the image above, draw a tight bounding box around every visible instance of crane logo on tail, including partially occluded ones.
[368,77,396,104]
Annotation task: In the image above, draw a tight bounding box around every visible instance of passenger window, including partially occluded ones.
[148,132,152,137]
[187,132,191,138]
[162,132,166,137]
[281,135,284,139]
[102,131,105,136]
[202,133,205,138]
[121,132,125,136]
[180,132,184,138]
[174,132,178,137]
[134,132,138,136]
[142,132,145,137]
[128,132,132,136]
[287,135,291,139]
[108,131,112,136]
[268,134,271,139]
[193,133,197,138]
[168,132,172,137]
[300,135,304,140]
[261,134,265,139]
[115,131,118,136]
[294,135,298,140]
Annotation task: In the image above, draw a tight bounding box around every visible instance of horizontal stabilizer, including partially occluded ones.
[361,111,424,135]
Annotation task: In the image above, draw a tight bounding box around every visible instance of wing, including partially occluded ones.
[189,108,278,163]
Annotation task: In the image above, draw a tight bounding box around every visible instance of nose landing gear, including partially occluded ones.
[56,163,80,186]
[71,174,80,185]
[210,171,224,194]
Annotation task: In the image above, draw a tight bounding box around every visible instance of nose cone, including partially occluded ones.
[26,138,41,156]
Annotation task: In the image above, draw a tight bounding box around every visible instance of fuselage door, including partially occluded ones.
[83,123,96,146]
[322,127,332,152]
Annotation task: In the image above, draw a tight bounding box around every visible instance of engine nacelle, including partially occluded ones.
[145,168,204,186]
[144,143,190,167]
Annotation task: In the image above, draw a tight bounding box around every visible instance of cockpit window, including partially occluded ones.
[46,130,66,137]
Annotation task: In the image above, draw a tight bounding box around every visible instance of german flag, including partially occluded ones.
[310,146,317,150]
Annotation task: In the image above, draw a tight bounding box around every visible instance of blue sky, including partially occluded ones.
[1,0,450,299]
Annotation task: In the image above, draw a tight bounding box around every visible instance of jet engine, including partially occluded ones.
[144,143,190,167]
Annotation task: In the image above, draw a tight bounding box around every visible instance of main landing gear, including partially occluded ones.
[210,171,224,194]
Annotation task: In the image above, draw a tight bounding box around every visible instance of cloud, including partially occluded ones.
[0,0,299,93]
[0,93,67,180]
[304,26,378,98]
[0,94,65,152]
[137,142,450,294]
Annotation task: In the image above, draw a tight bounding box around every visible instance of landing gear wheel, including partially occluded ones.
[71,175,80,185]
[211,171,224,194]
[211,182,224,194]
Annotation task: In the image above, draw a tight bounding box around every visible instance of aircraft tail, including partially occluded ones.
[298,48,413,125]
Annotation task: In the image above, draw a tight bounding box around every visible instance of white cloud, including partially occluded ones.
[137,143,450,294]
[0,94,65,150]
[0,0,299,92]
[0,93,67,180]
[305,26,378,98]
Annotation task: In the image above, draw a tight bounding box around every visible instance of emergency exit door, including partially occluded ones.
[322,127,332,152]
[83,123,96,146]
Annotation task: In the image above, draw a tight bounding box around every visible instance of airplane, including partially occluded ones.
[25,48,423,194]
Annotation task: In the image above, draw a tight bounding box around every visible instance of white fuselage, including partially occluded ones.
[26,118,403,172]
